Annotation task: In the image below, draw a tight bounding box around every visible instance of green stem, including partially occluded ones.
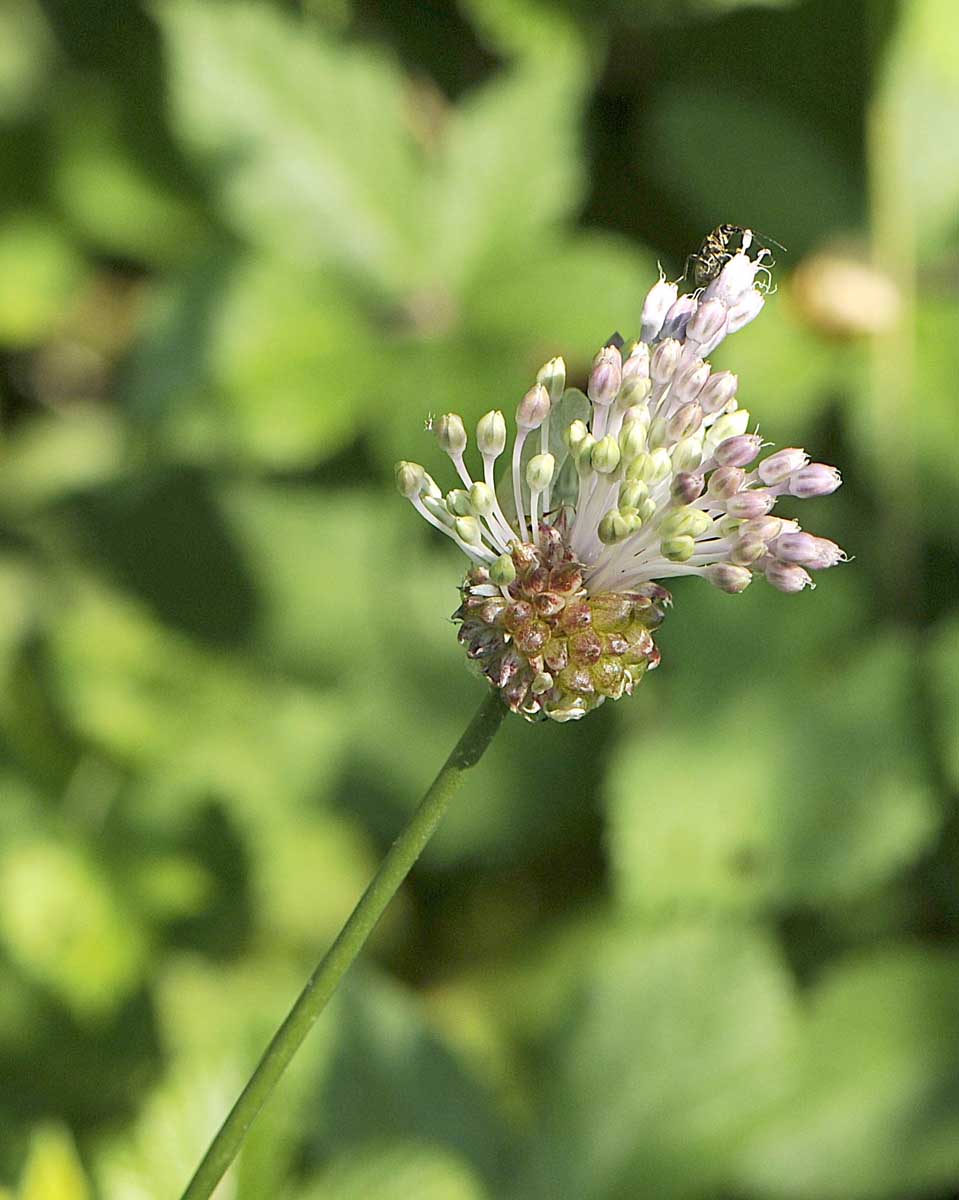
[179,689,507,1200]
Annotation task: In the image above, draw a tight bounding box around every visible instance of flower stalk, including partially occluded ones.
[178,690,507,1200]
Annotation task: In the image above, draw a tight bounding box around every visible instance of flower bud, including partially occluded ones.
[469,482,495,515]
[707,465,746,498]
[666,402,703,443]
[395,460,425,497]
[699,370,738,414]
[786,463,842,498]
[685,298,728,347]
[671,358,710,404]
[647,416,669,450]
[619,420,648,462]
[725,489,775,519]
[726,289,765,334]
[490,552,517,586]
[739,515,784,541]
[650,338,682,384]
[477,409,507,456]
[446,488,473,516]
[774,532,846,568]
[588,345,623,407]
[598,508,632,545]
[704,251,762,305]
[423,494,455,525]
[640,277,678,343]
[516,384,550,430]
[454,515,483,547]
[626,447,672,484]
[565,419,589,453]
[707,410,751,444]
[729,533,767,566]
[714,433,763,468]
[661,535,696,562]
[661,507,712,539]
[704,563,753,593]
[537,356,566,404]
[671,436,703,473]
[616,375,652,411]
[591,435,622,475]
[622,342,650,381]
[671,471,705,504]
[526,452,555,493]
[619,479,649,509]
[436,413,467,455]
[659,294,698,342]
[575,433,597,475]
[757,447,809,485]
[765,560,814,593]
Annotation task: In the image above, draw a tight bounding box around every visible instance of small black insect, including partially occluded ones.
[682,225,786,289]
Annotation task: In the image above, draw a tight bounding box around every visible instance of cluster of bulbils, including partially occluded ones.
[395,237,846,722]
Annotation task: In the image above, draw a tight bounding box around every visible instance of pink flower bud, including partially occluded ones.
[775,532,847,569]
[685,298,728,347]
[659,294,698,342]
[516,383,550,430]
[671,358,710,404]
[650,338,681,384]
[704,563,753,593]
[725,489,775,519]
[666,402,703,442]
[765,560,814,593]
[671,472,705,504]
[714,433,763,467]
[588,345,623,407]
[726,289,765,334]
[699,370,738,414]
[707,465,746,498]
[787,463,842,498]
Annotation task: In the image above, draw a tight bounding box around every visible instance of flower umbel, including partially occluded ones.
[396,232,846,722]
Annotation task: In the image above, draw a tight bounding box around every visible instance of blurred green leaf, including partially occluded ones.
[0,214,85,348]
[0,408,125,511]
[731,948,959,1199]
[17,1126,91,1200]
[301,1140,490,1200]
[927,613,959,791]
[0,0,53,120]
[0,839,146,1019]
[608,635,939,915]
[520,920,797,1200]
[156,0,420,295]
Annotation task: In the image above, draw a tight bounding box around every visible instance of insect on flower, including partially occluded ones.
[396,232,845,722]
[683,224,785,289]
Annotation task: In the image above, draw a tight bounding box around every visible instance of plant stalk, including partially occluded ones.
[179,689,507,1200]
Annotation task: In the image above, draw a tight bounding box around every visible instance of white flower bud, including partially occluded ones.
[659,294,698,342]
[490,553,517,586]
[707,409,751,444]
[454,515,484,547]
[650,338,682,384]
[469,482,495,515]
[622,341,650,381]
[726,289,765,334]
[588,345,623,407]
[685,298,728,347]
[394,460,425,497]
[704,251,762,305]
[446,488,473,516]
[526,452,555,493]
[536,356,566,404]
[640,277,678,343]
[704,563,753,593]
[516,384,550,430]
[757,447,809,484]
[476,410,507,457]
[565,419,589,453]
[671,436,703,473]
[436,413,467,455]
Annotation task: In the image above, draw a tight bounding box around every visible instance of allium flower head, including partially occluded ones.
[396,234,846,722]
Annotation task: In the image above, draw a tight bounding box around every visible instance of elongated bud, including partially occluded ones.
[775,532,847,568]
[699,370,738,414]
[765,560,815,593]
[598,508,632,545]
[454,515,483,547]
[708,465,746,498]
[575,433,597,475]
[704,563,753,593]
[490,552,517,586]
[516,383,550,430]
[729,533,767,566]
[650,338,681,384]
[619,479,649,509]
[757,447,809,485]
[446,488,473,516]
[526,452,555,493]
[725,489,775,519]
[740,515,785,541]
[591,435,622,475]
[708,410,751,444]
[671,436,703,473]
[626,448,671,484]
[640,277,678,343]
[619,421,648,462]
[588,345,623,407]
[671,471,705,504]
[666,401,703,443]
[395,460,425,497]
[705,251,763,305]
[616,375,652,411]
[661,535,696,562]
[622,341,650,381]
[726,289,765,334]
[672,358,710,404]
[469,482,495,515]
[537,356,566,404]
[787,463,842,498]
[685,298,728,347]
[659,294,698,342]
[714,433,763,468]
[661,506,712,539]
[436,412,467,455]
[477,409,507,456]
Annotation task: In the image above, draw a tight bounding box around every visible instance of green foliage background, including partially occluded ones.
[0,0,957,1196]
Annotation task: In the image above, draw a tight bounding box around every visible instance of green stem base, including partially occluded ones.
[180,689,507,1200]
